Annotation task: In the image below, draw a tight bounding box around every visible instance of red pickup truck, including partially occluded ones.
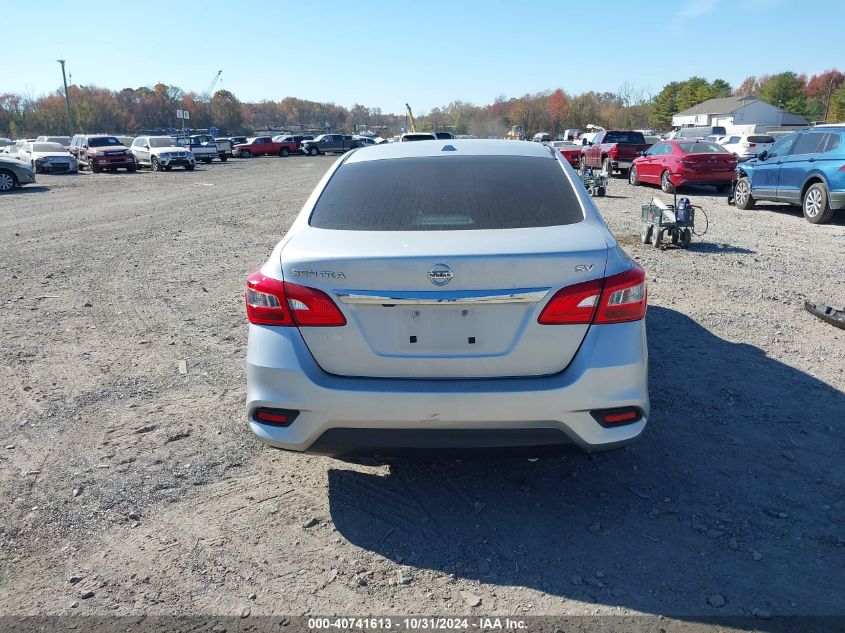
[233,136,298,158]
[580,130,651,177]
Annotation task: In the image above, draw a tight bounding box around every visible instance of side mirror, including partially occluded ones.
[143,144,150,149]
[636,150,645,157]
[757,150,768,161]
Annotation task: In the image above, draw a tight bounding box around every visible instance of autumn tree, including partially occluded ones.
[209,90,243,133]
[759,72,809,117]
[546,89,570,134]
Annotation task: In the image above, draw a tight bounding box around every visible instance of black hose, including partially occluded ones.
[693,206,709,237]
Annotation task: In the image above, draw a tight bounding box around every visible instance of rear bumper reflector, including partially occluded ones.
[590,407,643,427]
[253,408,299,427]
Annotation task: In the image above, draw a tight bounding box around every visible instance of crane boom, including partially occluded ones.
[202,70,222,101]
[405,103,417,133]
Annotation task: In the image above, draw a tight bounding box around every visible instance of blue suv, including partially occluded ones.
[733,126,844,224]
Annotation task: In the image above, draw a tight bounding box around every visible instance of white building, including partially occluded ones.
[672,95,809,132]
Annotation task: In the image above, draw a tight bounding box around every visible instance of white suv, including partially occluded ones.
[718,134,775,161]
[131,136,195,171]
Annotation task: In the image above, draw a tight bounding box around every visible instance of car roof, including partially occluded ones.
[344,139,555,164]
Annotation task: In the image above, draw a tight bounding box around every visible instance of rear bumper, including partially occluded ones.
[245,320,649,455]
[612,159,633,170]
[673,171,735,186]
[16,171,36,185]
[829,191,845,209]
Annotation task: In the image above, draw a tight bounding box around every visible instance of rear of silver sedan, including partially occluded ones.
[245,140,648,456]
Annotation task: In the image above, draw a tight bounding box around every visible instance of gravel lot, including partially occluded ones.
[0,156,843,625]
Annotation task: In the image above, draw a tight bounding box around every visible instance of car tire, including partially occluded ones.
[91,162,100,174]
[629,166,640,186]
[660,170,674,193]
[280,147,290,157]
[733,177,755,210]
[203,157,212,164]
[681,228,692,248]
[640,223,653,244]
[0,169,17,192]
[596,186,606,197]
[802,182,834,224]
[128,165,137,173]
[308,147,319,156]
[151,157,161,172]
[603,158,613,177]
[186,164,195,171]
[240,150,252,158]
[220,155,228,162]
[651,228,662,248]
[715,183,730,193]
[163,165,172,171]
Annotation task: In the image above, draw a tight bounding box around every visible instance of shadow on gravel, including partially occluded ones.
[329,307,845,618]
[684,242,755,255]
[749,204,845,226]
[8,186,50,195]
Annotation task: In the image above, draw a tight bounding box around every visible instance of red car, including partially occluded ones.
[629,139,737,193]
[233,136,298,158]
[551,141,582,168]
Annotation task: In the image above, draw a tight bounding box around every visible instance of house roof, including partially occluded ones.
[674,95,759,116]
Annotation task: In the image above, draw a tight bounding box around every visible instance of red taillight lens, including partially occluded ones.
[246,272,293,325]
[245,271,346,327]
[747,143,756,148]
[609,145,618,159]
[538,264,647,326]
[537,279,602,324]
[284,282,347,327]
[595,265,647,323]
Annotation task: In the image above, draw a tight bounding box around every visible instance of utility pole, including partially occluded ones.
[57,59,74,136]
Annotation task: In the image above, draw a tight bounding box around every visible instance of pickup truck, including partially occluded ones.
[233,136,298,158]
[580,130,651,176]
[300,134,365,156]
[175,135,225,163]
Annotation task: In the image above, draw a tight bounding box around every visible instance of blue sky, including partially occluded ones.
[5,0,843,114]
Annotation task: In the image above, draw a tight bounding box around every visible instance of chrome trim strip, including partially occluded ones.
[335,288,550,306]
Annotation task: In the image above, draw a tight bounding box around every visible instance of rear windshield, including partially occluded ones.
[88,137,121,147]
[748,135,775,144]
[604,131,645,144]
[309,156,583,231]
[677,142,729,154]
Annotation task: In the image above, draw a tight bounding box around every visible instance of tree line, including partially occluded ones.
[2,69,843,139]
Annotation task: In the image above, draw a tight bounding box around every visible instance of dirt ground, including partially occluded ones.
[0,156,843,625]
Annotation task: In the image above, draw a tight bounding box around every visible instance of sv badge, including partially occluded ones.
[575,264,594,272]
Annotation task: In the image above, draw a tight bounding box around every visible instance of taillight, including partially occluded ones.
[245,271,346,327]
[609,145,618,159]
[747,143,756,148]
[538,264,646,325]
[595,265,647,323]
[537,279,602,324]
[246,272,293,325]
[284,283,347,326]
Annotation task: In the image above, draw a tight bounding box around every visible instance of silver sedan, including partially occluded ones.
[245,140,649,457]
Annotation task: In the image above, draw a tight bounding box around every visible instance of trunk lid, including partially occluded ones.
[281,225,609,378]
